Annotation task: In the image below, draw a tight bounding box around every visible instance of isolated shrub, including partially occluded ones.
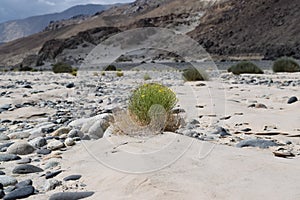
[143,73,151,80]
[128,83,177,125]
[71,69,77,76]
[101,71,106,76]
[52,62,73,73]
[19,66,33,71]
[228,61,263,75]
[272,57,300,73]
[104,65,117,71]
[116,71,124,77]
[182,67,208,81]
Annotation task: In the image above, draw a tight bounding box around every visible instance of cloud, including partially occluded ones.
[0,0,134,23]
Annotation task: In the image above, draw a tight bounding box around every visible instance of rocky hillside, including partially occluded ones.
[188,0,300,59]
[0,0,221,67]
[0,4,115,43]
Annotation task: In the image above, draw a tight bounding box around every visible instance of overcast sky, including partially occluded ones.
[0,0,134,23]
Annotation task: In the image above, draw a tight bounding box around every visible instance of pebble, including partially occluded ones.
[36,148,51,155]
[12,164,44,174]
[0,134,10,140]
[68,129,84,138]
[45,170,63,179]
[3,185,35,200]
[287,96,298,104]
[236,139,278,149]
[64,138,75,146]
[0,154,21,162]
[44,161,60,169]
[66,82,75,88]
[44,179,62,191]
[29,137,47,148]
[7,142,35,155]
[0,176,17,187]
[211,127,231,137]
[51,127,71,137]
[16,157,32,164]
[49,191,94,200]
[63,175,82,181]
[47,140,65,150]
[15,179,32,188]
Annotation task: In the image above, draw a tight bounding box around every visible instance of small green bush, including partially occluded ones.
[228,61,263,75]
[128,83,177,125]
[101,71,106,76]
[52,62,73,73]
[272,57,300,73]
[104,65,117,71]
[182,67,209,81]
[143,73,151,80]
[116,71,124,77]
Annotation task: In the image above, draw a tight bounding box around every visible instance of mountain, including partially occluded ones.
[188,0,300,60]
[0,0,221,67]
[0,4,116,43]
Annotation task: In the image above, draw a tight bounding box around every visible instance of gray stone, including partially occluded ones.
[68,129,84,138]
[0,134,10,140]
[16,157,31,164]
[64,138,75,146]
[44,161,60,169]
[47,140,64,150]
[49,191,94,200]
[15,179,32,188]
[0,142,14,151]
[0,176,17,187]
[36,148,51,155]
[12,164,43,174]
[8,132,30,139]
[51,127,71,137]
[211,127,231,137]
[0,154,21,162]
[287,96,298,104]
[63,175,82,181]
[3,185,34,200]
[236,139,278,149]
[45,170,62,179]
[44,179,62,191]
[7,142,35,155]
[29,137,47,148]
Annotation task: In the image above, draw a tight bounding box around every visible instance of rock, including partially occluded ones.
[63,175,82,181]
[287,96,298,104]
[273,150,295,158]
[45,170,62,179]
[0,134,10,140]
[241,128,252,132]
[3,185,34,200]
[0,171,5,175]
[7,142,35,155]
[0,188,4,199]
[12,164,43,174]
[66,82,75,88]
[51,127,71,137]
[8,131,30,139]
[36,148,51,155]
[80,114,113,133]
[47,140,64,150]
[255,103,267,109]
[64,138,75,146]
[44,161,60,169]
[211,127,231,137]
[29,137,47,148]
[49,191,94,200]
[81,135,90,140]
[44,179,62,191]
[15,179,32,188]
[0,104,11,111]
[0,154,21,162]
[68,129,84,138]
[236,139,278,149]
[0,176,17,187]
[87,121,104,139]
[16,157,31,164]
[0,142,14,151]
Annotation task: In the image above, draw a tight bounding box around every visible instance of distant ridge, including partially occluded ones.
[0,4,116,43]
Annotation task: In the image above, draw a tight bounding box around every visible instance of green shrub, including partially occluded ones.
[71,69,77,76]
[272,57,300,73]
[228,61,263,75]
[104,65,117,71]
[143,73,151,80]
[128,83,177,125]
[52,62,73,73]
[116,71,124,77]
[101,71,106,76]
[182,67,209,81]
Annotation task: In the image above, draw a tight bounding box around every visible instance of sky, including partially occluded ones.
[0,0,134,23]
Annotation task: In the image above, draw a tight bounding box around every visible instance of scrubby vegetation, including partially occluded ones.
[182,67,209,81]
[272,57,300,73]
[116,71,124,77]
[228,61,263,75]
[104,65,117,71]
[128,83,177,125]
[52,62,77,76]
